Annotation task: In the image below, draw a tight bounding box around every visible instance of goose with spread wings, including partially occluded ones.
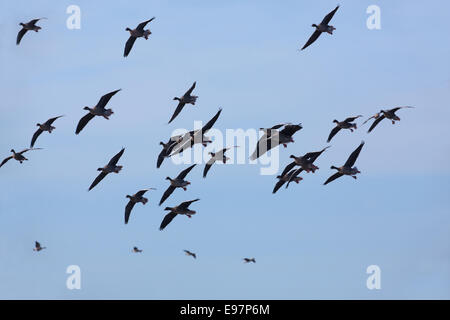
[88,148,125,191]
[124,17,155,57]
[125,188,156,224]
[160,199,200,231]
[17,18,46,45]
[272,169,303,194]
[0,148,41,168]
[75,89,121,135]
[327,115,362,143]
[157,135,183,168]
[159,164,196,206]
[364,106,414,133]
[301,5,339,50]
[184,250,197,259]
[243,258,256,263]
[324,141,365,185]
[30,115,64,148]
[203,146,237,178]
[33,241,46,252]
[133,247,143,253]
[168,82,198,124]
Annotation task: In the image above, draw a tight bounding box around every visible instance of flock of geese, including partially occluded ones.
[10,5,413,265]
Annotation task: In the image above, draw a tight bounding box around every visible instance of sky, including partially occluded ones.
[0,0,449,299]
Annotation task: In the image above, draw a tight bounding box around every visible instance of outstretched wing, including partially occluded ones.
[327,126,341,143]
[30,129,43,148]
[184,81,196,96]
[88,171,108,191]
[124,201,136,224]
[96,89,121,110]
[368,115,385,133]
[0,156,13,168]
[304,146,330,163]
[45,115,63,126]
[16,28,28,45]
[135,189,149,198]
[280,161,296,178]
[280,124,302,136]
[176,164,196,180]
[108,148,125,166]
[344,115,362,123]
[124,36,136,57]
[159,212,177,230]
[286,168,303,188]
[324,172,344,185]
[201,108,222,133]
[75,113,95,134]
[203,157,216,178]
[344,142,365,168]
[159,186,176,206]
[136,17,155,31]
[272,177,288,194]
[168,100,186,124]
[301,30,321,51]
[178,199,200,210]
[321,5,339,25]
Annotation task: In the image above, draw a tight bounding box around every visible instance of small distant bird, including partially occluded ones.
[364,107,414,133]
[243,258,256,263]
[157,135,184,168]
[75,89,121,135]
[88,148,125,191]
[203,146,238,178]
[324,141,365,185]
[33,241,46,252]
[17,18,46,45]
[272,169,303,194]
[159,165,196,205]
[327,115,362,143]
[168,82,198,124]
[184,250,197,259]
[301,5,339,50]
[124,17,155,57]
[160,199,200,231]
[133,247,143,253]
[30,115,64,148]
[125,188,156,224]
[250,123,303,160]
[0,148,42,168]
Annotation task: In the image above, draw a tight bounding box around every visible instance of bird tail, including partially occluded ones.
[115,166,123,173]
[142,197,148,205]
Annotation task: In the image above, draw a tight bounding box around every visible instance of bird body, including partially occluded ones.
[324,142,365,185]
[17,18,45,45]
[0,148,41,168]
[301,6,339,50]
[88,148,125,191]
[327,116,362,142]
[364,107,413,133]
[31,115,63,147]
[184,250,197,259]
[159,164,196,205]
[168,82,198,123]
[159,199,200,230]
[33,241,46,252]
[124,18,155,57]
[133,247,143,253]
[243,258,256,263]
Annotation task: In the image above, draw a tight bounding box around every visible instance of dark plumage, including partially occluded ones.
[0,148,42,168]
[327,115,362,142]
[30,115,63,148]
[184,250,197,259]
[324,141,365,185]
[168,82,198,124]
[159,199,200,231]
[364,107,414,133]
[88,148,125,191]
[301,5,339,50]
[17,18,46,45]
[125,188,156,224]
[159,164,196,206]
[124,17,155,57]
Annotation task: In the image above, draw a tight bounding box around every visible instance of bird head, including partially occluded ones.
[173,97,180,101]
[330,165,338,170]
[83,106,90,111]
[126,195,131,199]
[165,177,171,181]
[312,23,318,28]
[19,23,25,27]
[36,123,41,127]
[164,207,173,211]
[289,155,295,159]
[125,27,131,32]
[333,119,339,124]
[10,149,15,153]
[97,168,103,171]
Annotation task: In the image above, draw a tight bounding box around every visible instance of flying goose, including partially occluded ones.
[272,169,303,194]
[279,146,330,179]
[157,135,184,168]
[301,5,339,50]
[159,164,196,206]
[30,115,64,148]
[324,141,365,185]
[17,18,46,45]
[184,250,197,259]
[88,148,125,191]
[133,246,143,253]
[170,109,222,156]
[33,241,46,252]
[75,89,121,134]
[0,148,42,168]
[364,107,414,133]
[243,258,256,263]
[250,123,303,160]
[125,188,156,224]
[124,17,155,57]
[203,146,238,178]
[327,115,362,143]
[159,199,200,230]
[168,82,198,124]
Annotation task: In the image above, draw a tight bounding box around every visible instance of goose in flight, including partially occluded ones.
[33,241,46,252]
[124,17,155,57]
[168,82,198,124]
[324,141,365,185]
[133,247,143,253]
[160,199,200,231]
[125,188,156,224]
[17,18,46,45]
[0,148,42,168]
[203,146,238,178]
[301,5,339,50]
[364,107,414,133]
[243,258,256,263]
[250,123,303,160]
[279,146,330,179]
[159,164,196,206]
[184,250,197,259]
[30,115,64,148]
[88,148,125,191]
[272,169,303,194]
[327,115,362,143]
[157,135,184,168]
[170,109,222,156]
[75,89,121,134]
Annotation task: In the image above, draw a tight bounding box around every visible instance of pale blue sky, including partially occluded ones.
[0,0,449,299]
